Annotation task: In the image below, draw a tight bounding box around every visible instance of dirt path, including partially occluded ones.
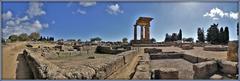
[2,42,33,80]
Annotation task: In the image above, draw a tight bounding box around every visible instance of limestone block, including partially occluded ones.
[183,54,198,63]
[193,61,217,79]
[203,45,228,51]
[227,41,238,62]
[158,68,179,79]
[144,48,162,54]
[132,71,151,80]
[118,50,138,64]
[218,60,238,75]
[181,44,193,50]
[210,74,223,80]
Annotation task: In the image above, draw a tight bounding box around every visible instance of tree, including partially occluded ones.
[29,32,40,41]
[90,37,102,42]
[49,37,54,41]
[207,23,219,44]
[150,38,156,43]
[122,37,128,43]
[223,27,229,44]
[171,33,178,41]
[177,29,182,40]
[164,33,171,42]
[8,35,18,42]
[183,37,194,42]
[18,33,29,41]
[237,22,239,36]
[2,38,5,44]
[197,28,205,42]
[77,39,81,42]
[219,27,224,44]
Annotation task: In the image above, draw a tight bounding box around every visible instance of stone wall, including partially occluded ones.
[132,53,151,80]
[149,51,238,79]
[218,60,238,75]
[149,52,183,60]
[227,41,238,62]
[193,61,218,79]
[203,45,228,51]
[23,49,67,79]
[95,46,127,54]
[23,48,139,80]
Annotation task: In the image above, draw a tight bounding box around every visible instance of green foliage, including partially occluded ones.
[77,39,81,42]
[29,32,40,41]
[237,22,239,36]
[2,38,6,44]
[122,37,128,43]
[197,28,205,42]
[8,35,18,42]
[207,24,219,44]
[219,27,224,44]
[164,33,171,42]
[206,23,229,44]
[150,38,156,43]
[183,38,194,42]
[223,27,229,44]
[90,37,102,42]
[18,33,29,41]
[177,29,182,40]
[171,33,178,41]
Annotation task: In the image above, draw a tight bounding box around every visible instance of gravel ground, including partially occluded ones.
[150,59,194,79]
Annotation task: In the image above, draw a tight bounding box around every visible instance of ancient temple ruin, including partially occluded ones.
[133,17,153,44]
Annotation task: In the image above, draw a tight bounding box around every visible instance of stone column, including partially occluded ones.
[141,26,144,40]
[134,25,137,41]
[145,25,150,40]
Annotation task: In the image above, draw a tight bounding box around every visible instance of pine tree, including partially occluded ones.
[178,29,182,40]
[197,28,205,42]
[223,27,229,44]
[219,27,224,44]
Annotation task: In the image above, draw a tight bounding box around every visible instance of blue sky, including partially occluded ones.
[2,1,239,42]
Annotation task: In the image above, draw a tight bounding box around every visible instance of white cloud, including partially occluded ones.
[212,17,219,21]
[2,11,13,20]
[3,19,48,39]
[106,4,124,15]
[72,9,87,15]
[18,16,29,21]
[6,20,15,26]
[26,2,46,18]
[203,7,238,20]
[2,2,49,39]
[79,1,96,7]
[32,20,42,29]
[76,9,87,15]
[229,12,239,20]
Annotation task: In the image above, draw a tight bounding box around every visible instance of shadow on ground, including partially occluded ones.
[16,53,34,79]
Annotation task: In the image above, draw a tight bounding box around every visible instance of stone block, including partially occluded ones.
[183,54,198,63]
[218,60,238,75]
[210,74,223,80]
[203,45,228,51]
[144,48,162,54]
[118,50,137,64]
[227,41,238,62]
[193,61,218,79]
[181,44,193,50]
[158,68,179,79]
[132,71,151,80]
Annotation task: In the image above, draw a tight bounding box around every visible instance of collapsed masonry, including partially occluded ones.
[22,46,141,80]
[132,48,238,80]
